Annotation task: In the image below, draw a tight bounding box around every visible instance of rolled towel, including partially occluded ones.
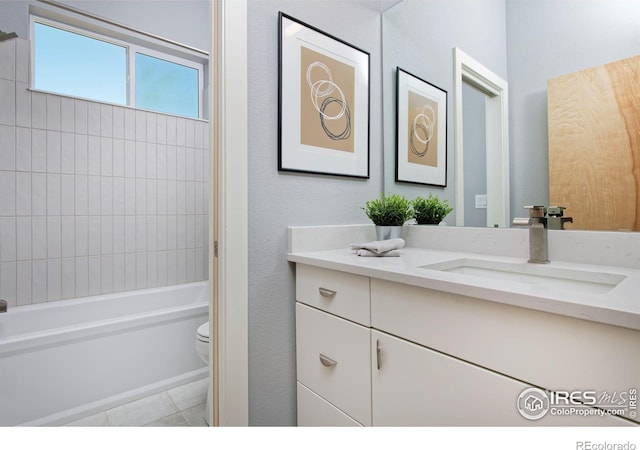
[350,238,405,255]
[355,249,401,257]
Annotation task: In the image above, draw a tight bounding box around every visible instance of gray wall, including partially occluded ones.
[506,0,640,217]
[247,0,383,425]
[462,82,487,228]
[381,0,507,220]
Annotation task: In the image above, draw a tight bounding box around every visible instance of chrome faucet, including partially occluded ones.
[0,299,6,313]
[512,205,549,264]
[547,206,573,230]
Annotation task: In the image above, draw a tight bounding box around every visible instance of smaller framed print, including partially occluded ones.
[278,12,370,178]
[395,67,447,186]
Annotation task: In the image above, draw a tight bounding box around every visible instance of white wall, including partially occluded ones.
[247,0,383,425]
[506,0,640,216]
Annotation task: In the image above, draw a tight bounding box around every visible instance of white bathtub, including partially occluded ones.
[0,282,209,426]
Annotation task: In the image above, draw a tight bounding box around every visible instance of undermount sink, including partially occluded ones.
[419,258,626,294]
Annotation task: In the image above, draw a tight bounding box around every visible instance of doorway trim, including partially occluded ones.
[453,47,510,227]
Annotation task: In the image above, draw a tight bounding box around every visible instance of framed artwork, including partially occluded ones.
[278,12,370,178]
[395,67,448,186]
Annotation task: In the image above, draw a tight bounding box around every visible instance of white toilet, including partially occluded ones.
[195,321,213,425]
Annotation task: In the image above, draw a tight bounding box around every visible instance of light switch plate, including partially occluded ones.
[475,194,487,209]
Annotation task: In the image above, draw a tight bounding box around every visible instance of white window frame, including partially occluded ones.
[29,8,207,119]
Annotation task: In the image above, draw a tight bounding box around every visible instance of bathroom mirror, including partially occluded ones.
[381,0,640,230]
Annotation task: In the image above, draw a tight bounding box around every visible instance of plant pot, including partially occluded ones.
[375,225,403,241]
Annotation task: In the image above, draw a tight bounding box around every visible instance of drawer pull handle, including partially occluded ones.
[318,287,337,298]
[376,339,382,370]
[319,354,337,367]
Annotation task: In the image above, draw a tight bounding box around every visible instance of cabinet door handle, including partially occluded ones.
[318,287,336,298]
[319,354,337,367]
[376,339,382,370]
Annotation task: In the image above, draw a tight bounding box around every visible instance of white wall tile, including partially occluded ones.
[46,95,61,131]
[166,116,177,145]
[15,82,31,128]
[75,216,88,256]
[47,216,61,259]
[113,177,125,215]
[195,122,205,150]
[157,179,167,215]
[16,172,31,216]
[74,100,88,135]
[136,179,146,215]
[32,129,47,172]
[186,182,195,215]
[74,134,88,174]
[46,174,61,215]
[124,108,136,141]
[88,135,101,175]
[156,115,167,145]
[157,250,167,287]
[0,79,16,126]
[194,148,204,182]
[136,142,147,178]
[75,256,89,298]
[101,216,113,255]
[157,216,167,251]
[167,215,177,250]
[0,170,15,216]
[88,176,101,215]
[185,120,195,148]
[196,247,205,281]
[61,97,75,133]
[32,172,47,215]
[177,215,186,249]
[146,114,156,143]
[124,178,136,215]
[61,258,75,300]
[166,250,177,285]
[146,216,157,252]
[31,92,46,130]
[16,260,31,306]
[113,139,124,177]
[176,181,186,215]
[61,174,75,216]
[32,259,47,303]
[61,132,75,174]
[195,215,204,249]
[16,216,31,261]
[88,255,101,296]
[176,249,187,283]
[101,177,113,216]
[166,179,176,215]
[61,216,75,258]
[74,175,88,215]
[125,216,136,253]
[47,258,62,301]
[113,215,125,254]
[125,253,136,290]
[136,252,147,289]
[47,130,61,173]
[0,262,17,307]
[146,252,157,288]
[100,137,113,176]
[0,39,16,81]
[113,107,125,139]
[0,217,16,261]
[124,140,136,178]
[101,254,113,294]
[166,145,176,181]
[186,214,196,249]
[88,102,101,136]
[146,143,157,179]
[146,179,157,215]
[15,39,29,84]
[100,104,113,138]
[32,216,47,260]
[16,126,31,170]
[176,118,186,146]
[113,253,125,292]
[186,248,196,282]
[0,124,15,170]
[135,110,146,141]
[156,144,167,180]
[136,216,146,252]
[185,147,194,181]
[88,216,101,256]
[176,146,186,181]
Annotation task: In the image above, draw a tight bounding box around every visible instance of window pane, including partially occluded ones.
[34,22,126,105]
[135,53,199,118]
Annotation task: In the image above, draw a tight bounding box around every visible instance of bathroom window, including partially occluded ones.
[31,17,204,119]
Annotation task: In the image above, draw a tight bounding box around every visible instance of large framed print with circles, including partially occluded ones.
[395,67,447,187]
[278,12,370,178]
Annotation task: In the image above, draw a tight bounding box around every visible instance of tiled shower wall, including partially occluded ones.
[0,37,209,307]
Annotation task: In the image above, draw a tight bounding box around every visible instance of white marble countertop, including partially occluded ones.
[288,246,640,331]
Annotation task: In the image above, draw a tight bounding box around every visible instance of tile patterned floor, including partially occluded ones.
[63,378,209,427]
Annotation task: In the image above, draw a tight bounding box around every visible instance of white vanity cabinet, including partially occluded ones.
[294,263,637,426]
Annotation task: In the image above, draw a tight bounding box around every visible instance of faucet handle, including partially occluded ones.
[547,206,567,217]
[524,205,546,218]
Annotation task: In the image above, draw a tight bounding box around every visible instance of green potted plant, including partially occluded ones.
[412,194,453,225]
[362,193,413,240]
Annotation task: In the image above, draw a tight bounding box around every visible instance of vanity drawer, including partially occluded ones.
[297,382,362,427]
[296,264,370,326]
[295,303,371,426]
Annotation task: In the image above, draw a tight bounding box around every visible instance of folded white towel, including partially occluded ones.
[350,238,405,256]
[355,249,401,257]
